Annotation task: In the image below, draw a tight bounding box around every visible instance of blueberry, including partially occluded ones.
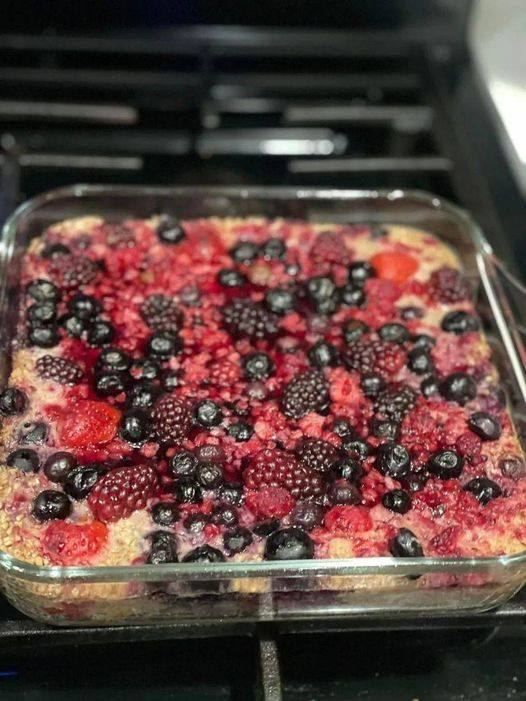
[32,490,71,522]
[389,528,424,557]
[18,421,48,445]
[87,320,115,346]
[41,243,71,259]
[400,306,424,320]
[194,400,223,427]
[43,451,77,483]
[342,319,369,344]
[126,381,161,410]
[441,310,479,334]
[290,501,324,531]
[308,340,339,368]
[468,412,502,441]
[217,269,247,288]
[97,347,131,373]
[7,448,39,473]
[252,520,281,537]
[404,473,429,493]
[328,480,361,505]
[421,375,439,397]
[211,504,238,527]
[148,531,178,564]
[333,457,364,483]
[427,449,463,479]
[28,302,57,325]
[339,284,365,308]
[173,478,202,504]
[332,417,356,440]
[161,370,180,391]
[463,477,502,505]
[223,527,253,554]
[218,482,244,506]
[183,512,209,533]
[370,417,400,441]
[68,293,101,320]
[360,373,385,398]
[230,240,259,264]
[182,545,225,563]
[129,358,161,382]
[499,455,526,480]
[260,238,286,260]
[63,464,100,499]
[151,502,180,527]
[382,489,411,514]
[119,409,151,444]
[60,314,87,338]
[156,216,186,245]
[26,279,61,304]
[28,325,59,348]
[242,352,275,380]
[146,331,183,358]
[170,451,198,479]
[305,276,339,315]
[412,334,436,350]
[439,373,477,405]
[378,323,410,344]
[342,439,370,461]
[375,442,410,478]
[196,462,223,489]
[264,528,314,561]
[0,387,27,415]
[228,422,254,442]
[94,371,127,397]
[196,444,225,464]
[264,288,296,315]
[348,261,374,286]
[407,348,434,375]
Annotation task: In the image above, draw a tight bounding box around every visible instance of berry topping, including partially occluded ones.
[0,387,27,415]
[173,478,202,503]
[264,527,314,561]
[88,464,158,522]
[348,261,374,286]
[42,521,108,565]
[28,325,60,348]
[428,267,471,303]
[68,293,101,320]
[151,395,192,444]
[222,300,279,340]
[7,448,40,473]
[148,531,178,564]
[41,242,70,259]
[310,230,349,266]
[439,373,477,405]
[27,279,61,304]
[378,323,410,344]
[141,295,184,333]
[63,464,101,500]
[242,352,275,380]
[264,288,296,315]
[36,355,84,385]
[58,400,121,448]
[119,409,151,444]
[43,451,77,483]
[280,369,330,419]
[228,422,254,442]
[290,501,324,531]
[223,527,253,554]
[463,477,502,505]
[244,448,325,500]
[308,340,339,368]
[260,238,286,260]
[374,383,417,422]
[230,240,259,264]
[32,490,72,522]
[182,545,225,563]
[87,320,115,346]
[343,339,405,378]
[382,489,411,514]
[217,269,247,288]
[296,438,340,474]
[151,502,180,527]
[342,319,369,344]
[389,528,424,557]
[305,275,339,315]
[194,400,224,428]
[427,449,464,479]
[441,310,479,334]
[468,412,502,441]
[51,255,99,290]
[375,442,411,478]
[156,216,186,245]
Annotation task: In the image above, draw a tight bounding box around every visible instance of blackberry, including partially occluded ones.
[265,288,296,315]
[343,339,405,377]
[296,438,340,473]
[342,320,369,344]
[140,294,183,334]
[230,240,259,264]
[146,331,183,358]
[217,269,247,288]
[242,352,275,380]
[0,387,27,416]
[223,527,253,554]
[51,255,99,290]
[464,477,502,505]
[305,275,339,315]
[389,528,424,558]
[244,448,325,500]
[151,395,193,444]
[68,293,101,320]
[260,238,286,260]
[222,300,279,340]
[441,310,479,335]
[156,215,186,245]
[280,369,330,419]
[264,528,314,561]
[374,383,417,421]
[307,340,339,368]
[428,267,471,303]
[36,355,84,385]
[26,279,61,304]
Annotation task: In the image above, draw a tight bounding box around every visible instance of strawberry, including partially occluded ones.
[88,464,159,522]
[58,400,121,448]
[370,252,418,284]
[42,521,108,565]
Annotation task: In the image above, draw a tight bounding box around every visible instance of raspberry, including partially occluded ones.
[309,231,350,266]
[140,294,183,334]
[428,267,471,304]
[151,394,193,444]
[455,431,482,465]
[296,438,340,473]
[50,255,99,290]
[343,339,406,378]
[36,355,84,385]
[280,369,330,419]
[243,448,325,499]
[374,383,417,422]
[88,464,159,522]
[246,486,294,518]
[222,300,279,340]
[42,521,108,565]
[57,400,121,448]
[103,223,136,248]
[208,359,241,388]
[370,252,418,284]
[324,505,372,532]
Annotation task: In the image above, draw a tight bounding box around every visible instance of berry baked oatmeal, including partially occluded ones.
[0,212,525,579]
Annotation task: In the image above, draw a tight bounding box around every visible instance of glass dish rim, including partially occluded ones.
[0,183,525,585]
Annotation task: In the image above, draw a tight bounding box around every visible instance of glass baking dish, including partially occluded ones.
[0,185,525,627]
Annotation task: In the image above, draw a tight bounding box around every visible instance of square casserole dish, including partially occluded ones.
[0,185,525,627]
